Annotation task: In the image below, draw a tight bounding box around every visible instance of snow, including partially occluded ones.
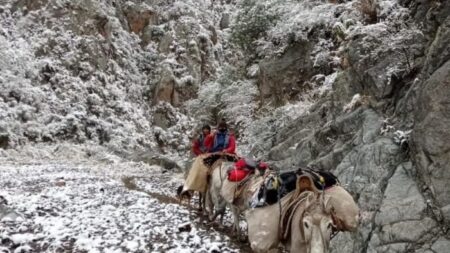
[0,0,424,250]
[0,161,243,252]
[343,94,362,112]
[393,130,411,147]
[0,0,210,161]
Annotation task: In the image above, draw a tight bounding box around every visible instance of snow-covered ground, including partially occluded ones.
[0,161,250,253]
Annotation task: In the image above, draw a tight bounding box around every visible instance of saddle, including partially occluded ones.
[278,169,346,241]
[296,168,339,191]
[203,153,239,169]
[279,174,323,242]
[251,168,339,208]
[204,153,239,181]
[232,173,256,204]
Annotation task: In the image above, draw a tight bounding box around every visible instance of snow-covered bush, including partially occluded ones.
[0,0,206,160]
[231,0,279,53]
[240,99,312,157]
[186,65,257,134]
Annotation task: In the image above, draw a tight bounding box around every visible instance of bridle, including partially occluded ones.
[299,191,339,244]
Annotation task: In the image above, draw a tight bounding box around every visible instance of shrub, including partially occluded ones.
[231,0,279,53]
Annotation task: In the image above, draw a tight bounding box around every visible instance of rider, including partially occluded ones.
[208,120,236,154]
[192,124,211,156]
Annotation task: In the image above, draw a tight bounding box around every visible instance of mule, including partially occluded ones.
[245,184,359,252]
[204,160,234,223]
[181,153,238,218]
[218,169,266,237]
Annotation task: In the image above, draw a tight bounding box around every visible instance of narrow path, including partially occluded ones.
[0,163,250,252]
[122,176,180,205]
[121,176,253,253]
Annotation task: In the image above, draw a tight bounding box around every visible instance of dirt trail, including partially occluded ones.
[122,176,253,253]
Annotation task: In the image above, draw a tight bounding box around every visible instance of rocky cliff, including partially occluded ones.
[1,0,449,252]
[244,0,450,252]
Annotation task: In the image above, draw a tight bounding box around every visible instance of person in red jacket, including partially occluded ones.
[207,120,236,154]
[192,125,211,156]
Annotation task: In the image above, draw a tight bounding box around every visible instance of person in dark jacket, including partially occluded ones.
[208,120,236,154]
[192,125,211,156]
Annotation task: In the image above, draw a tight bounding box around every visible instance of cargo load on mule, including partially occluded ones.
[227,158,269,182]
[245,170,359,253]
[183,153,239,194]
[250,168,340,207]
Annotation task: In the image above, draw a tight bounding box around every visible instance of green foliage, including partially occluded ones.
[186,65,257,131]
[231,0,279,52]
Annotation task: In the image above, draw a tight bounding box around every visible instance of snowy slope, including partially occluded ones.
[0,161,248,253]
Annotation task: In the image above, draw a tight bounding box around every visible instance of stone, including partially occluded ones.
[375,162,426,225]
[431,237,450,253]
[413,60,450,213]
[0,134,9,149]
[334,136,402,211]
[158,32,174,54]
[177,222,192,232]
[440,204,450,221]
[424,16,450,76]
[153,111,171,130]
[123,4,158,34]
[379,218,436,243]
[345,25,425,100]
[153,67,179,106]
[258,41,313,106]
[55,180,66,187]
[367,242,408,253]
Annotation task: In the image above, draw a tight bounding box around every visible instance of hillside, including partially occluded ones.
[1,0,449,252]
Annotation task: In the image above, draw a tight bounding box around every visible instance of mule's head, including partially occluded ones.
[301,206,334,253]
[289,190,336,253]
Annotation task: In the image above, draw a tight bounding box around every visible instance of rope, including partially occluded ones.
[277,170,283,236]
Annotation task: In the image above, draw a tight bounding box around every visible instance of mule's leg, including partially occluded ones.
[198,192,203,212]
[209,204,226,223]
[206,190,215,220]
[216,198,227,225]
[230,206,240,237]
[218,207,225,227]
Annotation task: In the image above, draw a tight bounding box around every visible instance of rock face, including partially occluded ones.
[123,3,158,35]
[258,42,314,105]
[0,0,220,161]
[1,0,450,252]
[413,60,450,221]
[240,0,450,252]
